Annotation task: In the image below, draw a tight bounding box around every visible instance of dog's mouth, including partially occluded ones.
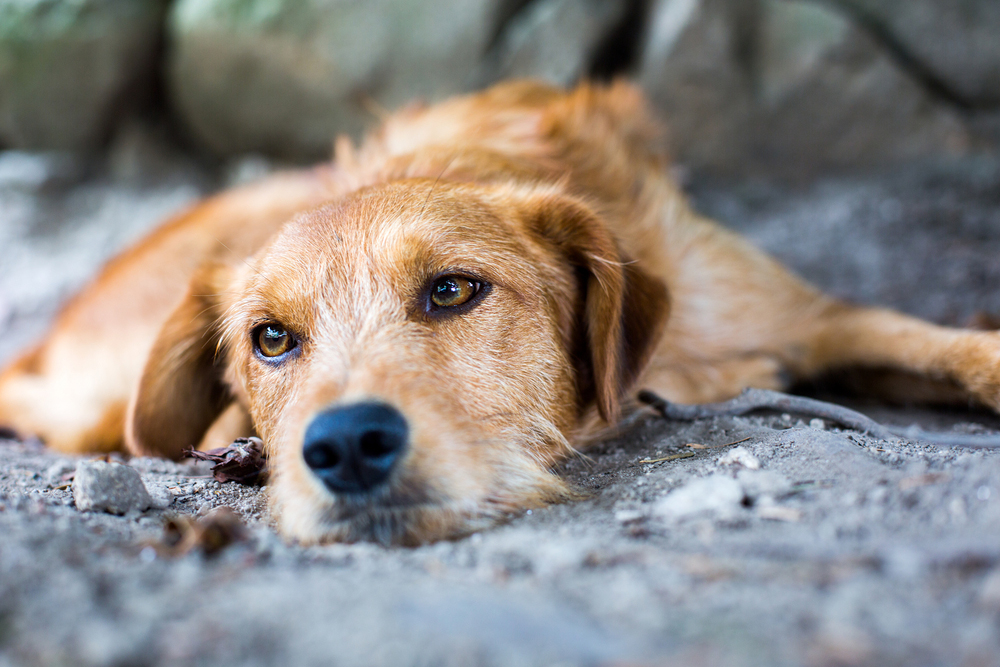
[313,488,503,546]
[320,502,498,546]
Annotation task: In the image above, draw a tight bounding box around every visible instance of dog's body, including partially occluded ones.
[3,81,999,544]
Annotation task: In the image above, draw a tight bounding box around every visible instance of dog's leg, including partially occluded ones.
[641,211,1000,409]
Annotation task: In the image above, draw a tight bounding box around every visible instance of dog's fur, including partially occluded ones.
[3,80,1000,544]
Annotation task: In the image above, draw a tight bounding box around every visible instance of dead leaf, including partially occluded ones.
[184,437,268,485]
[151,507,248,558]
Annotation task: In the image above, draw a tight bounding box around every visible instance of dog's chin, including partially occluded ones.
[277,494,506,546]
[270,468,578,546]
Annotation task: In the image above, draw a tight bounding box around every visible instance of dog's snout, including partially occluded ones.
[302,403,408,494]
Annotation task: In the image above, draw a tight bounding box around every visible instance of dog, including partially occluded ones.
[2,80,999,544]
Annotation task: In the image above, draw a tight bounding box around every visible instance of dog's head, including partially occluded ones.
[126,179,668,544]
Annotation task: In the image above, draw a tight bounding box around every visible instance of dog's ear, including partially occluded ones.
[520,191,670,422]
[125,264,237,459]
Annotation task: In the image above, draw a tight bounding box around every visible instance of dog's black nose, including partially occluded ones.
[302,402,408,494]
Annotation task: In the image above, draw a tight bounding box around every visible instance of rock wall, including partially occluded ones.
[1,0,998,173]
[0,0,168,150]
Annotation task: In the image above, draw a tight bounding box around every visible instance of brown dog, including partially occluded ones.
[2,80,999,544]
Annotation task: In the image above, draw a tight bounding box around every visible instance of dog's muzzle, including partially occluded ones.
[302,402,408,494]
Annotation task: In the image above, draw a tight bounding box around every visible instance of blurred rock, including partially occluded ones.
[638,0,756,168]
[654,474,744,521]
[750,0,968,171]
[143,480,174,510]
[718,445,760,469]
[0,0,167,150]
[168,0,647,159]
[638,0,970,174]
[834,0,1000,108]
[167,0,500,158]
[73,460,153,514]
[3,0,996,173]
[475,0,629,86]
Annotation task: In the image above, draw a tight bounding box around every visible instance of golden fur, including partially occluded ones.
[2,80,999,544]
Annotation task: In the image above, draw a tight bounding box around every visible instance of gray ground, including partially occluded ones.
[1,141,1000,667]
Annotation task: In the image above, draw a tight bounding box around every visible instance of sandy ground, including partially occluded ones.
[2,144,1000,667]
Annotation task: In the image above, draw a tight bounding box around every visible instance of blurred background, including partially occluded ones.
[2,0,1000,364]
[4,0,1000,170]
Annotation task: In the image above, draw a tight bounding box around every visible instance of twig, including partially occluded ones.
[637,388,1000,449]
[638,451,696,464]
[686,436,752,450]
[638,388,895,438]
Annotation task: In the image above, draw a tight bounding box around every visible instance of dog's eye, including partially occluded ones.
[430,276,481,309]
[254,323,296,358]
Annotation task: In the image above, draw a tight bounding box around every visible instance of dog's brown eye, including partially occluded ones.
[254,323,295,358]
[431,276,480,309]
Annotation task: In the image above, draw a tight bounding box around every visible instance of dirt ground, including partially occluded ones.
[1,144,1000,667]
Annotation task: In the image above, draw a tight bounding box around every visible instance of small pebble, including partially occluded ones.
[654,475,744,521]
[143,480,175,510]
[73,460,152,515]
[718,446,760,470]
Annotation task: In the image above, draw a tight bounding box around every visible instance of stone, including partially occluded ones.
[143,480,175,510]
[637,0,757,169]
[0,0,167,150]
[654,474,745,521]
[167,0,500,158]
[718,446,760,469]
[834,0,1000,108]
[750,0,968,171]
[475,0,629,87]
[637,0,969,173]
[167,0,642,159]
[73,460,153,515]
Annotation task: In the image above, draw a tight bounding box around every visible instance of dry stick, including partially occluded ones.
[637,388,1000,450]
[638,451,696,464]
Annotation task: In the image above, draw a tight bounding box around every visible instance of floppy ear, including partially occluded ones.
[521,192,670,422]
[125,264,236,459]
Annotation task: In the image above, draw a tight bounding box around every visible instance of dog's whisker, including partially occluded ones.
[211,235,263,278]
[415,154,460,227]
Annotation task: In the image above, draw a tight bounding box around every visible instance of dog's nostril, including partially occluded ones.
[303,442,340,470]
[359,430,396,459]
[302,402,409,494]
